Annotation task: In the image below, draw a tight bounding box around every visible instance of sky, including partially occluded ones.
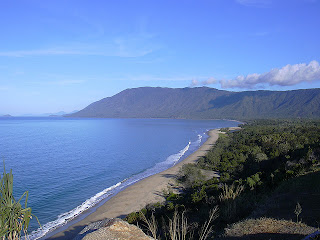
[0,0,320,115]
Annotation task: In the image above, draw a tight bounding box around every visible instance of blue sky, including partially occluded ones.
[1,0,320,115]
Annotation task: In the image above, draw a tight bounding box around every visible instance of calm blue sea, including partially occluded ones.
[0,117,239,239]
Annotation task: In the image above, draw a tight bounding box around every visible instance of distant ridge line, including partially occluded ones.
[68,87,320,119]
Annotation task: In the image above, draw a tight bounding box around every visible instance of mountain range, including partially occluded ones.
[68,87,320,119]
[20,110,79,117]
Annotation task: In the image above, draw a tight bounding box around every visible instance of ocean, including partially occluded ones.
[0,117,239,239]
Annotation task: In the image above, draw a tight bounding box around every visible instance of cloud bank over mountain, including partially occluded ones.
[192,61,320,89]
[221,61,320,88]
[191,77,217,86]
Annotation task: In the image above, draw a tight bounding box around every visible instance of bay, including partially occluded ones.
[0,117,239,238]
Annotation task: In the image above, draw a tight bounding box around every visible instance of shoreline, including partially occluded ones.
[47,128,235,239]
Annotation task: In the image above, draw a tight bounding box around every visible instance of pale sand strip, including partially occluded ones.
[49,127,240,239]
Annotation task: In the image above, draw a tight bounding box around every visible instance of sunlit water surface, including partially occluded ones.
[0,117,239,239]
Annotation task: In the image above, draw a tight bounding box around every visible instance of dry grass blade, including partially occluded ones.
[219,184,244,221]
[219,183,244,201]
[168,210,178,240]
[139,211,158,240]
[168,209,189,240]
[199,206,219,240]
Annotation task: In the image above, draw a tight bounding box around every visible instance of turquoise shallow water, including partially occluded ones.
[0,117,239,239]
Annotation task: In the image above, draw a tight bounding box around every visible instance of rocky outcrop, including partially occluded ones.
[74,218,154,240]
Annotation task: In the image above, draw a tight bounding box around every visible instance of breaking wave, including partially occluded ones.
[29,134,204,239]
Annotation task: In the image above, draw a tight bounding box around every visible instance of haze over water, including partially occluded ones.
[0,117,239,238]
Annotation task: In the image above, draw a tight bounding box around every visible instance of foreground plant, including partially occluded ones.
[140,211,159,239]
[219,183,244,222]
[294,202,302,223]
[167,210,189,240]
[0,166,39,240]
[199,206,219,240]
[140,206,219,240]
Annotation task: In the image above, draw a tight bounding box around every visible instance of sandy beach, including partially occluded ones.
[48,128,238,239]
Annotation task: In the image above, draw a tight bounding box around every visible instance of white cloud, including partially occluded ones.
[221,60,320,88]
[236,0,272,7]
[203,77,217,85]
[191,77,217,86]
[191,79,199,86]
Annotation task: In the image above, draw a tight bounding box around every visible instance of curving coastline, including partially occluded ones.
[47,128,236,239]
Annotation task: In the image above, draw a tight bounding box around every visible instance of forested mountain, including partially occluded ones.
[69,87,320,119]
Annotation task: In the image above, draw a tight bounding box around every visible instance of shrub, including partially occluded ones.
[177,164,205,188]
[166,202,175,211]
[125,212,140,224]
[191,186,207,203]
[0,166,39,240]
[246,172,262,190]
[166,193,180,202]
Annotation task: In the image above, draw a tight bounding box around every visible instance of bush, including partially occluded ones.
[125,212,140,224]
[191,186,207,203]
[0,166,39,240]
[177,164,205,188]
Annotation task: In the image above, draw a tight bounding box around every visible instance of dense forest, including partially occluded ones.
[125,120,320,240]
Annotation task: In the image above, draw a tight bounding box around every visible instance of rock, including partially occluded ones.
[74,218,154,240]
[73,219,112,240]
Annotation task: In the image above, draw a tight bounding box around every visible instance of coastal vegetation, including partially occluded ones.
[0,166,38,240]
[125,119,320,239]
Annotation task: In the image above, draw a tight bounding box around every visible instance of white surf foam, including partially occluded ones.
[30,136,203,239]
[161,141,191,166]
[29,181,122,239]
[197,134,202,145]
[116,140,193,187]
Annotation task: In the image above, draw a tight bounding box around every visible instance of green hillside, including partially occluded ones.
[69,87,320,119]
[125,120,320,240]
